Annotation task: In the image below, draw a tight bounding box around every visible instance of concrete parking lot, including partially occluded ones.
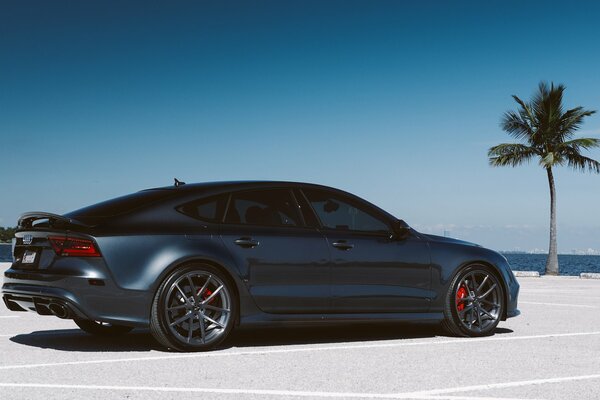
[1,276,599,400]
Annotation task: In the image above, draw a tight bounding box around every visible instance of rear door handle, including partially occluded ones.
[234,237,260,248]
[332,241,354,250]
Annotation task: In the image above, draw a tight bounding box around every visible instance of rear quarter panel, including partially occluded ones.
[94,231,257,324]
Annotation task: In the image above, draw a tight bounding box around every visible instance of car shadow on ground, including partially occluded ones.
[10,329,159,352]
[224,323,514,348]
[225,322,442,348]
[8,323,513,353]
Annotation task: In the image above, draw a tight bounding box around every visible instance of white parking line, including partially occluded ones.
[428,397,542,400]
[405,373,600,396]
[0,382,549,399]
[519,301,598,308]
[0,330,599,371]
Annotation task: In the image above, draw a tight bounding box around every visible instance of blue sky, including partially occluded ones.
[1,1,599,252]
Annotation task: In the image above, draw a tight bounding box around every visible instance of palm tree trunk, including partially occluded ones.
[545,167,559,275]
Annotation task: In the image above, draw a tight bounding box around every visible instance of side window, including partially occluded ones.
[224,189,301,227]
[178,195,227,223]
[303,189,390,233]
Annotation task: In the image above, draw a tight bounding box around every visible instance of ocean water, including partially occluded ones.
[1,243,598,275]
[503,253,600,276]
[1,244,12,262]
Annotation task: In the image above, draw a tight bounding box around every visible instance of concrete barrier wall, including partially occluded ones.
[580,272,600,279]
[513,271,540,277]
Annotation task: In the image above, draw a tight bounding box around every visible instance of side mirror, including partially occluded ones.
[391,219,411,240]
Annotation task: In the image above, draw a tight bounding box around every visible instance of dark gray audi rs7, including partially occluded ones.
[2,181,519,351]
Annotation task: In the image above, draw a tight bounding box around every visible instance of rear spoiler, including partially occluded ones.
[18,212,89,229]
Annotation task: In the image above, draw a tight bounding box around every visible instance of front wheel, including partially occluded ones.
[74,319,134,336]
[442,265,505,337]
[150,264,237,351]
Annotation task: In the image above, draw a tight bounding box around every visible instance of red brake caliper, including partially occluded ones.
[200,288,213,303]
[456,285,468,311]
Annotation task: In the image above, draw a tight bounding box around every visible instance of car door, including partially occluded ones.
[301,187,433,313]
[219,188,331,314]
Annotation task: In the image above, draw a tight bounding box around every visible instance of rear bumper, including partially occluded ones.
[2,263,150,328]
[2,287,88,320]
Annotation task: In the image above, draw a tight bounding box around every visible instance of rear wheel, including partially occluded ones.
[74,319,133,336]
[150,264,237,351]
[442,265,504,337]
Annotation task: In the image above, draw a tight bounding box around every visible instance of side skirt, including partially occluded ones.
[239,312,444,327]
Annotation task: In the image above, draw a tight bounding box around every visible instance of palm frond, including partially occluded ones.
[512,95,537,129]
[501,109,534,141]
[534,82,567,144]
[488,143,537,167]
[564,153,600,173]
[558,137,600,153]
[558,107,597,141]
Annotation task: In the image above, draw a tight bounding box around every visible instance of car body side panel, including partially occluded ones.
[219,225,332,314]
[327,233,434,312]
[96,234,229,291]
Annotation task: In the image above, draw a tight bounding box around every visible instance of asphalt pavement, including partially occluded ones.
[1,276,599,400]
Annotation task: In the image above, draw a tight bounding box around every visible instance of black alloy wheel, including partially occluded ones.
[150,264,237,351]
[442,265,504,337]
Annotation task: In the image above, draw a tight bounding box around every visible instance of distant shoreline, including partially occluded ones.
[500,251,600,256]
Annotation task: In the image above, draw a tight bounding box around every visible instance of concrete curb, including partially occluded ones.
[512,270,600,279]
[513,271,540,277]
[580,273,600,279]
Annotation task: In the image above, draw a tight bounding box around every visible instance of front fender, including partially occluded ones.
[428,240,518,316]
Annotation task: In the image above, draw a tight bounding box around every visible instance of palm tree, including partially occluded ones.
[488,82,600,275]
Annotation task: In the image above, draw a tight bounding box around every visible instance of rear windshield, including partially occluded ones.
[65,190,175,219]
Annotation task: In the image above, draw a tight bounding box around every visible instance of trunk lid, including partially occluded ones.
[13,212,95,270]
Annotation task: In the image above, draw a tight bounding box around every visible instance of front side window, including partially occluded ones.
[303,189,390,233]
[224,189,301,227]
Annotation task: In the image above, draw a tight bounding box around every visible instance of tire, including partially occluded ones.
[150,264,237,351]
[442,264,505,337]
[74,319,134,336]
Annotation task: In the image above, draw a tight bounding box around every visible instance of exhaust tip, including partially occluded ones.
[48,303,70,319]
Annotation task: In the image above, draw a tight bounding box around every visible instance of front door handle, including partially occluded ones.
[332,241,354,250]
[234,237,260,248]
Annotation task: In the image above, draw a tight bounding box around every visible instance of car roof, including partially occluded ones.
[144,180,398,221]
[146,180,338,193]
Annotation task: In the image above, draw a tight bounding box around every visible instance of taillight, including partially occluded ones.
[48,236,101,257]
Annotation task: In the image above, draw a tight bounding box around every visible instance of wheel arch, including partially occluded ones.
[151,256,244,325]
